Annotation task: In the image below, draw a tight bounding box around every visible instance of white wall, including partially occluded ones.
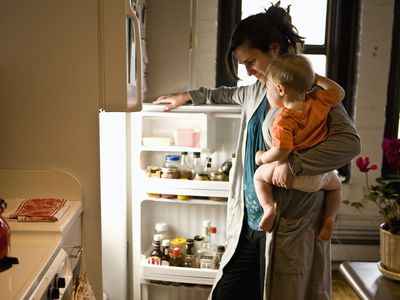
[0,1,103,298]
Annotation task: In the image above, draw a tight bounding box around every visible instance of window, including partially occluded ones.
[216,0,361,180]
[383,0,400,177]
[238,0,328,86]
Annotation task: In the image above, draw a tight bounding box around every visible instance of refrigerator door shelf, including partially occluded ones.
[141,145,203,153]
[141,256,217,285]
[142,197,227,206]
[143,178,230,198]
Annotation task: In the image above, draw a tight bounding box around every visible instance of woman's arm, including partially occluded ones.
[152,80,265,111]
[288,103,361,176]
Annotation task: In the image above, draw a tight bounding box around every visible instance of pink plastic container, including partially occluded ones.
[174,129,200,147]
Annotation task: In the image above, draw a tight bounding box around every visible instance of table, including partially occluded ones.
[340,262,400,300]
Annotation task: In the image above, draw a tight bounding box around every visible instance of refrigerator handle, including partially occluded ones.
[126,0,143,111]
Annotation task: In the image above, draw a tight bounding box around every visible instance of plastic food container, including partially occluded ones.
[174,129,200,147]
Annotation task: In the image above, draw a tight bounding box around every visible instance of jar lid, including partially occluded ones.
[194,235,204,241]
[217,245,225,252]
[155,222,169,232]
[170,237,186,247]
[186,238,194,245]
[153,234,163,242]
[161,239,170,247]
[210,226,217,234]
[165,155,180,161]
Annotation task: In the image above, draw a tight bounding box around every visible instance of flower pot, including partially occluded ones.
[380,224,400,273]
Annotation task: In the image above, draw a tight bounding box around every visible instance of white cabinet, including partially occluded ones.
[131,104,240,300]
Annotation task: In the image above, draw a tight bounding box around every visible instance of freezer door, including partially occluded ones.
[99,0,142,112]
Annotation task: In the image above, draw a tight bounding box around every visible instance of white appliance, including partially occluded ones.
[0,170,83,299]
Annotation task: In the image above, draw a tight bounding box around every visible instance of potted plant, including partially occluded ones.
[344,138,400,276]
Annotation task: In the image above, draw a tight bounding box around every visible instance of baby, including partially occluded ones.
[254,54,344,241]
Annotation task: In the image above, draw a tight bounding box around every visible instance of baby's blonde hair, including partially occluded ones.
[267,54,314,93]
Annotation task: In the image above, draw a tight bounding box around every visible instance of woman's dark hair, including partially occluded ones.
[226,1,305,81]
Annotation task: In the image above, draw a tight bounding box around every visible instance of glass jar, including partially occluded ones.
[161,167,180,179]
[164,154,181,168]
[170,237,187,256]
[160,167,179,199]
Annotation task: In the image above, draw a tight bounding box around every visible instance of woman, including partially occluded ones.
[153,3,360,300]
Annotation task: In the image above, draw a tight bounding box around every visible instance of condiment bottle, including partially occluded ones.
[170,237,187,256]
[214,245,225,269]
[193,235,204,268]
[183,238,195,268]
[192,152,203,177]
[198,220,214,269]
[149,234,163,265]
[170,247,184,267]
[154,222,169,242]
[180,152,192,179]
[161,239,170,266]
[204,157,212,179]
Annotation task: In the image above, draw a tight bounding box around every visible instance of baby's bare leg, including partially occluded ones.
[318,172,342,241]
[254,163,276,232]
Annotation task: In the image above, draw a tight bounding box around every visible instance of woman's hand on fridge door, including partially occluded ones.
[152,92,192,111]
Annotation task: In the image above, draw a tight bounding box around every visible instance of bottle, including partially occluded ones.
[149,234,163,265]
[229,153,236,182]
[180,152,192,179]
[204,157,212,179]
[214,245,225,269]
[193,235,204,268]
[170,247,184,267]
[183,238,195,268]
[198,220,214,269]
[154,222,169,242]
[160,239,170,266]
[192,152,203,177]
[210,226,217,252]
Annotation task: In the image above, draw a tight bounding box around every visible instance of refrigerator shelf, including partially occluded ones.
[142,197,227,206]
[143,177,230,198]
[141,257,217,285]
[141,145,203,152]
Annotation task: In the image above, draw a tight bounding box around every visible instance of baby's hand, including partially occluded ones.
[255,150,265,166]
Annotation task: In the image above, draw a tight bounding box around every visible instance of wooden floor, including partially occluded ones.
[332,270,359,300]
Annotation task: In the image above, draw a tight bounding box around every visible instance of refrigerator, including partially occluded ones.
[1,0,221,299]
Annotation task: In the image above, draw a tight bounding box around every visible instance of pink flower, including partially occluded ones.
[356,156,378,173]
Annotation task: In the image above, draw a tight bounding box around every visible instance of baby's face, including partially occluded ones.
[266,76,284,109]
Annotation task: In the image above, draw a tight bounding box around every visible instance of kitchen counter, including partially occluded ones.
[340,261,400,300]
[0,231,61,299]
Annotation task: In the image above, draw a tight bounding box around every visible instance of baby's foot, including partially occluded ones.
[259,204,276,232]
[318,216,335,241]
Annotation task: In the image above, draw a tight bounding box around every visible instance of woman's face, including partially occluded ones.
[234,44,279,85]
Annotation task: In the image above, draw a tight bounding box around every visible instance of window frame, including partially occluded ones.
[382,0,400,178]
